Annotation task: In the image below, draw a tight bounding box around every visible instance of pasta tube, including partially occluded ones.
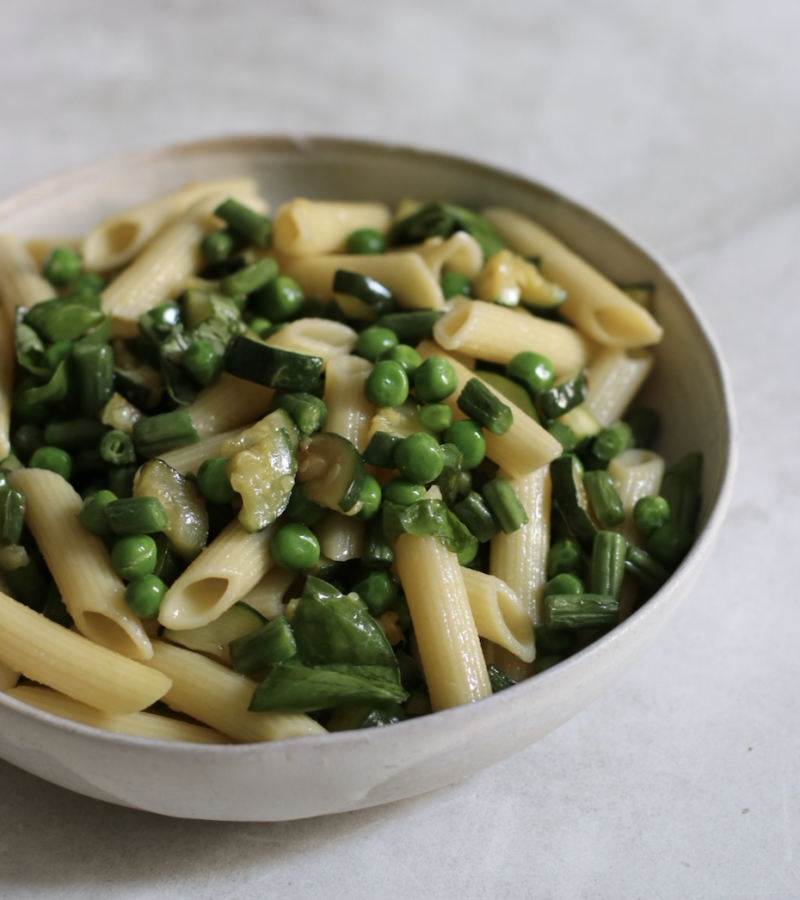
[322,354,375,452]
[188,373,274,439]
[395,531,492,711]
[144,641,326,742]
[158,520,278,631]
[483,207,663,348]
[0,591,170,713]
[0,234,53,321]
[159,425,250,474]
[608,449,665,547]
[8,469,153,660]
[7,685,230,743]
[274,199,391,256]
[461,568,535,663]
[266,317,357,369]
[417,341,562,478]
[433,298,589,376]
[585,348,655,427]
[82,178,259,271]
[281,252,445,310]
[403,232,484,280]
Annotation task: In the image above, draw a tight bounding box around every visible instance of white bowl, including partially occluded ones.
[0,137,736,821]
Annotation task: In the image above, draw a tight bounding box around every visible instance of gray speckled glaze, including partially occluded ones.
[0,137,736,821]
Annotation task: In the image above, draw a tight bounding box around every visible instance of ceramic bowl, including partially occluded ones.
[0,137,736,821]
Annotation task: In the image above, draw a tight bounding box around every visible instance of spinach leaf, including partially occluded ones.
[388,202,507,261]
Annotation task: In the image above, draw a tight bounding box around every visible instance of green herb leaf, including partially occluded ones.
[388,203,507,261]
[382,498,478,560]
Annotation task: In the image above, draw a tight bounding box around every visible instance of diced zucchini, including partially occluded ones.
[556,404,601,445]
[225,336,323,392]
[367,398,431,445]
[133,459,209,561]
[221,409,300,457]
[473,250,566,309]
[476,371,539,422]
[162,601,266,664]
[296,432,365,513]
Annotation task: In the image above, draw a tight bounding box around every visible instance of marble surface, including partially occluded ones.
[0,1,797,897]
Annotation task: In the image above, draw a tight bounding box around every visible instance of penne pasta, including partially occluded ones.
[395,530,492,712]
[417,340,562,478]
[461,568,535,663]
[273,199,391,256]
[585,347,655,427]
[608,449,665,547]
[281,252,445,310]
[0,302,14,459]
[101,189,260,335]
[144,641,326,742]
[158,519,278,631]
[482,207,663,348]
[83,178,260,271]
[7,685,231,743]
[490,466,551,625]
[0,591,170,713]
[314,511,364,562]
[8,469,153,660]
[322,354,376,452]
[482,640,535,683]
[266,317,357,369]
[433,298,589,376]
[400,232,484,280]
[159,425,249,474]
[0,233,54,321]
[238,566,299,619]
[188,373,275,439]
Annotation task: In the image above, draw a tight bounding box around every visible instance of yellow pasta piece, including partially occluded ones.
[83,178,260,271]
[158,425,250,474]
[399,232,483,280]
[322,354,375,452]
[238,566,299,619]
[395,529,492,712]
[585,347,655,427]
[482,207,663,348]
[417,341,562,478]
[8,469,153,660]
[433,298,588,376]
[281,252,445,310]
[608,449,665,547]
[24,237,82,268]
[490,466,551,625]
[144,641,326,743]
[158,519,277,631]
[274,199,391,256]
[188,373,274,439]
[0,234,53,322]
[0,591,170,713]
[6,685,230,743]
[314,512,364,562]
[461,568,535,662]
[266,318,357,369]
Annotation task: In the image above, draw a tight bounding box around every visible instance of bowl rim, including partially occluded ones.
[0,134,738,758]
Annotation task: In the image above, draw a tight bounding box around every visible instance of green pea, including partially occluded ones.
[353,474,382,522]
[383,478,426,506]
[111,534,158,581]
[353,570,398,616]
[542,573,585,599]
[270,524,321,571]
[507,351,555,395]
[125,575,167,618]
[346,228,387,255]
[414,355,458,403]
[547,421,578,452]
[417,403,453,433]
[441,271,472,299]
[443,419,485,469]
[183,341,224,387]
[197,457,238,504]
[395,432,444,484]
[11,424,45,462]
[71,272,105,299]
[377,344,422,377]
[355,326,399,362]
[253,276,305,322]
[200,229,235,263]
[248,316,273,338]
[29,446,72,481]
[647,522,693,569]
[43,247,82,287]
[547,539,587,579]
[77,489,117,536]
[634,495,670,537]
[365,360,409,407]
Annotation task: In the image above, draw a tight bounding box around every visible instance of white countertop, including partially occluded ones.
[0,1,797,897]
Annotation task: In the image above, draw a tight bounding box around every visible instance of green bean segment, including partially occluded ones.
[106,496,169,535]
[457,378,513,436]
[214,198,273,248]
[545,593,619,629]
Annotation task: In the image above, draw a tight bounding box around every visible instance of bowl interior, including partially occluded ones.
[0,137,736,821]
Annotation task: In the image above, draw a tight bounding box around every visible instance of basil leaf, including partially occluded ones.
[24,357,70,405]
[249,659,408,712]
[14,307,50,378]
[382,498,478,560]
[160,334,198,406]
[25,296,104,342]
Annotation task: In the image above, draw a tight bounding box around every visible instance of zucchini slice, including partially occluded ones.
[133,459,209,561]
[163,601,266,665]
[225,336,323,392]
[296,432,365,513]
[224,413,299,533]
[549,455,597,553]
